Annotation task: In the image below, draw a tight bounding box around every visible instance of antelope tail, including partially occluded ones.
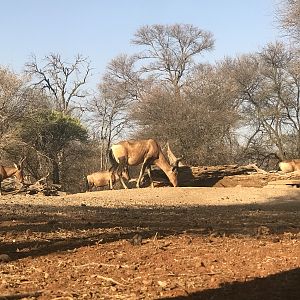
[84,175,89,192]
[108,149,119,172]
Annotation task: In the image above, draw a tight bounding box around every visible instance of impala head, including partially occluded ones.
[167,169,178,187]
[168,156,182,187]
[122,167,130,181]
[13,157,26,184]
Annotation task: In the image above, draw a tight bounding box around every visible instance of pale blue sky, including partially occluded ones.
[0,0,280,88]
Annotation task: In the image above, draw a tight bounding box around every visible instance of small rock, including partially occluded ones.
[257,225,271,236]
[259,241,266,246]
[0,254,11,263]
[130,234,142,246]
[283,232,294,240]
[210,231,221,238]
[142,279,153,286]
[157,280,167,289]
[272,236,281,243]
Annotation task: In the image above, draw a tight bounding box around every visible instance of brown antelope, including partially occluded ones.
[109,139,181,189]
[279,159,300,173]
[0,158,26,195]
[86,169,129,191]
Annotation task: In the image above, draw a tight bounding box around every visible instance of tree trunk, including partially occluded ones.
[52,160,60,184]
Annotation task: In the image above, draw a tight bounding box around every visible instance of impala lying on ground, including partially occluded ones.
[109,139,181,189]
[0,158,26,195]
[86,169,129,191]
[279,159,300,173]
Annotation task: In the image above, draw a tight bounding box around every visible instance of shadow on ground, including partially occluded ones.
[0,191,299,261]
[161,268,300,300]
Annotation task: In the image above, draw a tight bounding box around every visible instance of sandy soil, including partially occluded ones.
[0,186,300,299]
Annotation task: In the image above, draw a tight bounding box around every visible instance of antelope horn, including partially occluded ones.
[19,156,27,166]
[174,155,184,167]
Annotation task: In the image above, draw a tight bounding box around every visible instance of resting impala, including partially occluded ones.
[0,158,26,195]
[109,139,181,189]
[279,159,300,173]
[86,169,129,191]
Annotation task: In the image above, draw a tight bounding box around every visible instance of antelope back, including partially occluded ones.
[279,159,300,173]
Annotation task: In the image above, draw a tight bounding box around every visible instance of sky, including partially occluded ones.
[0,0,281,89]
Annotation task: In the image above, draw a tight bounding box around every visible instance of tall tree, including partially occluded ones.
[25,53,92,115]
[132,24,214,98]
[20,110,88,184]
[88,55,144,168]
[278,0,300,44]
[0,67,50,157]
[231,42,300,162]
[132,62,240,165]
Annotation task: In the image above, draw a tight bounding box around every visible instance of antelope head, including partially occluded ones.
[13,157,26,184]
[171,155,183,174]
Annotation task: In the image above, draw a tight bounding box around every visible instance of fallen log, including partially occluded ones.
[21,173,62,196]
[25,182,61,196]
[178,164,266,187]
[267,179,300,187]
[0,291,42,300]
[143,164,300,188]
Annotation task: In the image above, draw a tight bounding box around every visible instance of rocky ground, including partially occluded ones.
[0,186,300,299]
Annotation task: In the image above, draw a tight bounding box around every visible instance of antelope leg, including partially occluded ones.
[137,162,149,188]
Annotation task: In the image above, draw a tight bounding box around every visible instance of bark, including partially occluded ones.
[52,160,60,184]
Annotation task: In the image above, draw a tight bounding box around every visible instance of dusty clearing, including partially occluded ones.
[0,186,300,299]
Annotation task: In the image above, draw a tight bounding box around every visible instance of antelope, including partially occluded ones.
[85,169,129,191]
[279,159,300,173]
[0,158,26,195]
[109,139,181,189]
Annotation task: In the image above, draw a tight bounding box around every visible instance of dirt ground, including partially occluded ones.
[0,186,300,299]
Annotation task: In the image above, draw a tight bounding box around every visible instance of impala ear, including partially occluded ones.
[174,155,183,167]
[171,155,183,174]
[14,163,19,170]
[172,166,178,174]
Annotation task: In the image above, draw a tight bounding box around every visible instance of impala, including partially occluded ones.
[109,139,181,189]
[86,169,129,191]
[0,158,26,195]
[279,159,300,173]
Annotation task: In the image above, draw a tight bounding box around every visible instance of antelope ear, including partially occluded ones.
[14,163,19,169]
[19,156,26,166]
[172,166,178,174]
[174,155,184,167]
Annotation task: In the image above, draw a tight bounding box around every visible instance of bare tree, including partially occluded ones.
[132,24,214,98]
[132,62,240,165]
[25,53,92,115]
[231,42,300,161]
[88,91,129,169]
[91,24,214,153]
[0,68,23,146]
[88,55,141,169]
[277,0,300,44]
[0,67,50,153]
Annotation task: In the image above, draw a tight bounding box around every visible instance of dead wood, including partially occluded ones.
[21,173,61,196]
[0,291,42,300]
[0,172,62,196]
[178,164,265,187]
[25,182,61,196]
[145,163,300,188]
